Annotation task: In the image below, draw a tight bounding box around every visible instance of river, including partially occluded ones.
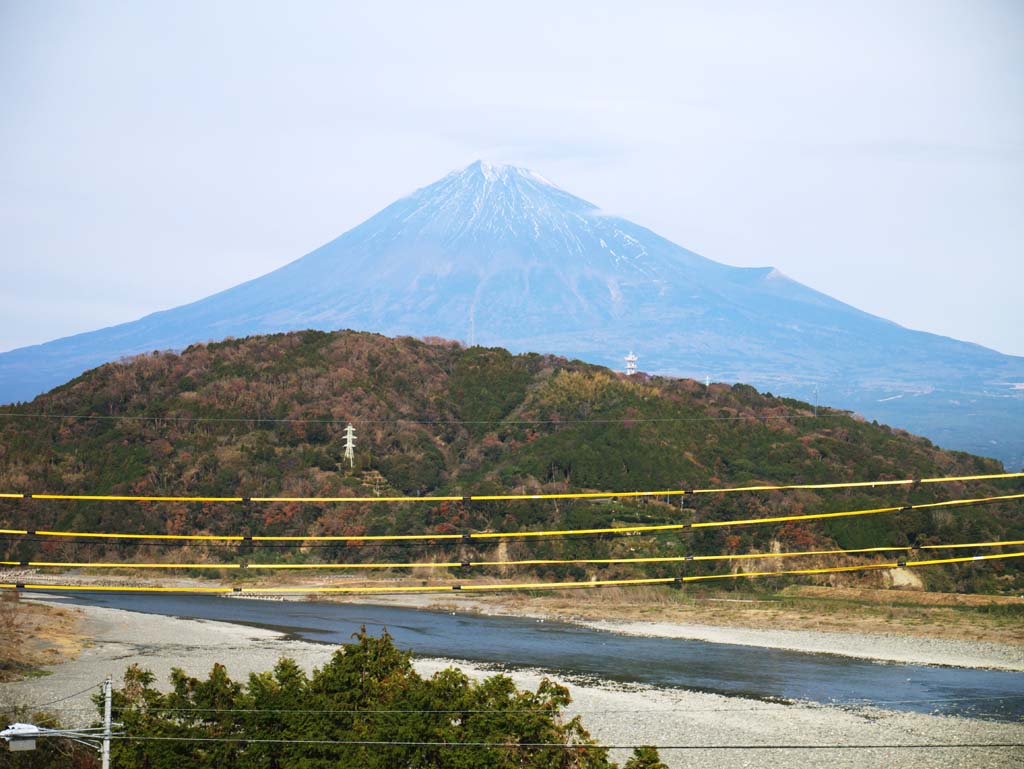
[52,592,1024,723]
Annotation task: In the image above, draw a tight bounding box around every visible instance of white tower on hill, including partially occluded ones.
[343,423,356,469]
[625,351,638,376]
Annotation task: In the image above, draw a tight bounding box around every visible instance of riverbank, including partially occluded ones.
[1,597,1021,769]
[4,567,1023,670]
[346,588,1024,671]
[0,593,85,680]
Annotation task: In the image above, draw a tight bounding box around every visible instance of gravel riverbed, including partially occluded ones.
[1,598,1021,769]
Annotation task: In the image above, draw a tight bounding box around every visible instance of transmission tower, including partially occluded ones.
[343,423,356,469]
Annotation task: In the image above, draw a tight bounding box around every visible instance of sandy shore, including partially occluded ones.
[6,570,1022,670]
[1,598,1021,769]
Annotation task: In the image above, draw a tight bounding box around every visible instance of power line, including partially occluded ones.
[0,410,853,428]
[692,493,1024,530]
[0,576,676,595]
[34,693,1022,716]
[682,551,1024,583]
[2,471,1020,504]
[107,735,1023,750]
[21,682,102,709]
[3,492,1021,543]
[6,502,1021,551]
[3,550,1022,595]
[6,538,1022,572]
[0,532,620,549]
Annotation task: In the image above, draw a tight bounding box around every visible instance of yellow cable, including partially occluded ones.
[254,563,461,569]
[0,561,243,569]
[683,551,1024,583]
[3,550,1022,595]
[5,493,1022,543]
[249,534,464,542]
[463,577,678,592]
[34,531,246,541]
[0,584,235,593]
[30,494,245,502]
[254,577,680,594]
[20,524,684,542]
[468,523,685,539]
[249,496,465,503]
[692,493,1024,529]
[0,561,461,570]
[919,539,1024,550]
[691,504,901,528]
[4,471,1020,505]
[907,551,1024,568]
[683,563,899,581]
[7,539,1023,571]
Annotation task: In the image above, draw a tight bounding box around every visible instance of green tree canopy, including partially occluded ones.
[100,629,661,769]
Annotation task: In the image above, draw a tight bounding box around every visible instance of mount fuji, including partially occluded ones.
[3,161,1022,466]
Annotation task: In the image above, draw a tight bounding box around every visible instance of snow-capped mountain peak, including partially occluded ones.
[0,162,1021,467]
[467,160,557,187]
[342,160,628,263]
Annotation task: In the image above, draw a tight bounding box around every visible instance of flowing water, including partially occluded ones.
[53,592,1024,722]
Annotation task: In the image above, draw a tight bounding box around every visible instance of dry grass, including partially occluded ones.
[0,592,85,681]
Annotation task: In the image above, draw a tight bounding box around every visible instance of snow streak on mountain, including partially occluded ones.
[2,161,1022,466]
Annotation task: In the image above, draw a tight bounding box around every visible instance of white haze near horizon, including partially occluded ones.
[1,1,1022,357]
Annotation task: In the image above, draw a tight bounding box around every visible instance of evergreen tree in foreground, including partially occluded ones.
[103,628,661,769]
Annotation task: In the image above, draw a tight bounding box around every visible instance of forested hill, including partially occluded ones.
[1,330,1020,591]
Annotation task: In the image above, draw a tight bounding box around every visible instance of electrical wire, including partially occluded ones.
[681,551,1024,583]
[0,533,617,550]
[2,471,1020,504]
[6,538,1022,572]
[34,692,1022,717]
[20,682,102,709]
[105,735,1023,749]
[3,550,1022,595]
[0,410,855,428]
[3,492,1020,543]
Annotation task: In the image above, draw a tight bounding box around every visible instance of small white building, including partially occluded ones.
[624,351,638,376]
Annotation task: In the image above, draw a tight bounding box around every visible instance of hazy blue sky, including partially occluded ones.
[2,1,1022,355]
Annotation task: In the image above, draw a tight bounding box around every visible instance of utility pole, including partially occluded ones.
[2,677,120,759]
[813,385,819,418]
[102,674,112,769]
[343,423,356,469]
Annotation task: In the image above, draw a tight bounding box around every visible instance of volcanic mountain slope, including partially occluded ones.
[2,161,1021,466]
[1,331,1020,591]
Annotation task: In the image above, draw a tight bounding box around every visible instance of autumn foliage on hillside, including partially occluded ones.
[0,330,1020,590]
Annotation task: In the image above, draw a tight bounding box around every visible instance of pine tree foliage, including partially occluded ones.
[103,629,656,769]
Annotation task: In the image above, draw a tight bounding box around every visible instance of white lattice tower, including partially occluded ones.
[343,423,356,469]
[625,351,638,376]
